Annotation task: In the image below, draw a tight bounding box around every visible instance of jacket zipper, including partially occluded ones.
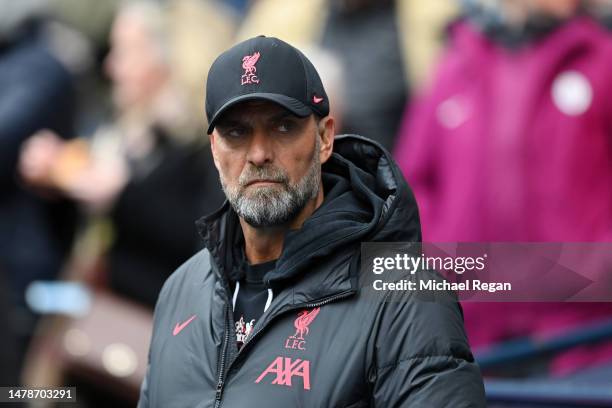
[213,289,355,407]
[302,290,355,309]
[214,304,230,407]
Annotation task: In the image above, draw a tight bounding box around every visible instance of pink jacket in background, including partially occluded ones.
[395,17,612,375]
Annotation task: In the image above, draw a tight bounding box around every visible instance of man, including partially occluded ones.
[138,36,485,407]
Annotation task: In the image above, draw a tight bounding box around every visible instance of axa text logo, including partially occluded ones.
[255,357,311,390]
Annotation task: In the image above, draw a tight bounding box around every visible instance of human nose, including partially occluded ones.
[246,129,274,166]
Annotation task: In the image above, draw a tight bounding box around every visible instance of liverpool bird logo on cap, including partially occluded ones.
[241,52,261,85]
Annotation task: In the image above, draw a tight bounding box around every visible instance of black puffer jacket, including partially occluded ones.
[138,135,485,407]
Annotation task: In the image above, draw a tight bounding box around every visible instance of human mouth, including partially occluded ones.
[245,179,281,187]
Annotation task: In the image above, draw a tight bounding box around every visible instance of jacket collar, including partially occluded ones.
[196,196,359,306]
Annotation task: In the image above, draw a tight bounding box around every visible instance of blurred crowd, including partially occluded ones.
[1,0,611,405]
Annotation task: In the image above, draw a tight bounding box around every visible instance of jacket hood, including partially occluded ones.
[197,134,421,285]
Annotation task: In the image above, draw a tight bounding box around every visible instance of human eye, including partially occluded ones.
[274,120,297,134]
[219,125,248,139]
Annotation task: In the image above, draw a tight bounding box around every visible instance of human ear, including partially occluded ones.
[317,116,335,164]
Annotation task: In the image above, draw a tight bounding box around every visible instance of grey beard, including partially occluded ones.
[220,136,321,228]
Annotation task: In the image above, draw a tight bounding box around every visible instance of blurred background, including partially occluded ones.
[1,0,611,406]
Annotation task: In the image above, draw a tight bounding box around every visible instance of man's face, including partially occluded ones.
[210,101,324,228]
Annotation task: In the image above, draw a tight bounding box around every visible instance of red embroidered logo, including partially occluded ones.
[241,52,261,85]
[284,307,320,350]
[312,95,324,104]
[255,357,311,390]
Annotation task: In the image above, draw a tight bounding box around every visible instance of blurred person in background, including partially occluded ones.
[19,0,225,309]
[237,0,457,151]
[17,2,231,404]
[0,0,78,382]
[395,0,612,376]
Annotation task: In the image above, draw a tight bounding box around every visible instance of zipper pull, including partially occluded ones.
[215,380,224,401]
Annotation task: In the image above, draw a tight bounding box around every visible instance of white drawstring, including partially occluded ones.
[264,288,274,312]
[232,281,274,313]
[232,281,240,312]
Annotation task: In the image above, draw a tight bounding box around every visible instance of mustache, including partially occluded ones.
[238,164,289,187]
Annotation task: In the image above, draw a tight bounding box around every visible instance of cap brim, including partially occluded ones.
[207,93,312,134]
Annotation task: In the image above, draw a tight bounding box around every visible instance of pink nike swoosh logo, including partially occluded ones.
[313,95,324,104]
[173,315,197,336]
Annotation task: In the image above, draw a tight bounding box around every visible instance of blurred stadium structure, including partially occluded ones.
[0,0,611,406]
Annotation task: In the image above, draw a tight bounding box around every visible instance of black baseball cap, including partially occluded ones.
[205,36,330,134]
